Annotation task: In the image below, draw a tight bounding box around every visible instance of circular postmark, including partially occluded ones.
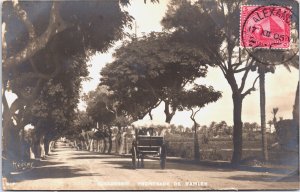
[240,4,299,66]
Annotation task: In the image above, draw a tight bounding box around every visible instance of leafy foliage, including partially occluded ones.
[1,1,135,160]
[85,86,115,126]
[101,32,211,122]
[161,0,298,164]
[178,84,222,110]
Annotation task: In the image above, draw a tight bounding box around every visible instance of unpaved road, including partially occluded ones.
[3,142,299,190]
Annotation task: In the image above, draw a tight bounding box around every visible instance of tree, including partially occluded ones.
[85,86,115,127]
[257,65,274,161]
[214,121,228,137]
[253,42,298,162]
[85,85,117,153]
[267,120,273,132]
[178,84,221,160]
[101,32,211,124]
[85,85,134,154]
[73,111,94,132]
[208,121,217,138]
[2,0,132,162]
[161,0,298,165]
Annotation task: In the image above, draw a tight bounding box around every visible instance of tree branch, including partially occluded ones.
[218,62,227,77]
[193,108,201,119]
[148,111,153,120]
[12,0,36,40]
[241,75,260,99]
[2,83,14,123]
[2,23,7,61]
[190,108,200,128]
[234,64,253,73]
[3,1,71,69]
[238,59,255,93]
[190,108,195,121]
[232,53,254,72]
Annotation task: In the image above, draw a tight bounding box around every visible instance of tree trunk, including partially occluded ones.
[164,101,175,123]
[231,93,243,165]
[89,139,94,152]
[37,135,46,159]
[116,127,121,154]
[103,138,107,153]
[293,82,299,123]
[259,72,268,161]
[32,138,41,159]
[44,136,50,156]
[8,127,21,161]
[124,135,128,154]
[118,132,127,155]
[96,140,100,152]
[115,135,118,154]
[194,123,200,161]
[2,90,17,160]
[108,129,112,154]
[165,115,173,124]
[44,140,49,155]
[49,141,55,152]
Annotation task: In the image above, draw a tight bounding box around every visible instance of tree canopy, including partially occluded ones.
[85,86,116,126]
[100,32,212,123]
[2,0,133,160]
[161,0,298,164]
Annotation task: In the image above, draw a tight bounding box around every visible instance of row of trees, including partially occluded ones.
[2,0,298,169]
[96,0,298,164]
[169,121,272,139]
[2,0,133,165]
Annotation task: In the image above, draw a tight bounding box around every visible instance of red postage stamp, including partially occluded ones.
[240,5,292,49]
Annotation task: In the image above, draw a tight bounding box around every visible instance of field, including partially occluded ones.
[109,131,298,168]
[164,133,298,166]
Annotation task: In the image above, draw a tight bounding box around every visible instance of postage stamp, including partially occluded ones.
[240,5,292,49]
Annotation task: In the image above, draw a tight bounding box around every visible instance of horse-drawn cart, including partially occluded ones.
[131,128,167,169]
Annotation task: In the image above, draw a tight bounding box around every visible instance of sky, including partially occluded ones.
[77,0,299,128]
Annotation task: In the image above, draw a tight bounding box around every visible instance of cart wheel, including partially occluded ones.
[160,144,167,169]
[132,146,137,169]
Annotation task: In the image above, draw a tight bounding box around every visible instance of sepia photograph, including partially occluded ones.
[2,0,299,190]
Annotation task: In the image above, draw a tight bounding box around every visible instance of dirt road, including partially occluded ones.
[3,141,299,190]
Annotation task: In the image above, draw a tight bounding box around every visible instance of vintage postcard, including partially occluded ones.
[2,0,299,190]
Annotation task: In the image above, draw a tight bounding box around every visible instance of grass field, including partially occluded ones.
[164,133,295,164]
[119,133,298,167]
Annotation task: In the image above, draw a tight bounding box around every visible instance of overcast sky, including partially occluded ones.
[77,0,299,128]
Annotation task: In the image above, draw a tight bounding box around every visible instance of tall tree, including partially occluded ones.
[101,32,212,124]
[257,65,274,161]
[255,56,298,162]
[85,85,133,154]
[2,0,132,161]
[178,84,221,160]
[161,0,298,165]
[85,85,115,127]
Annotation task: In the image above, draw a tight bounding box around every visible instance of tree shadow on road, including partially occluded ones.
[100,157,296,176]
[31,159,64,168]
[224,174,299,183]
[100,158,233,172]
[197,160,294,175]
[71,151,115,156]
[8,165,102,183]
[71,156,118,160]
